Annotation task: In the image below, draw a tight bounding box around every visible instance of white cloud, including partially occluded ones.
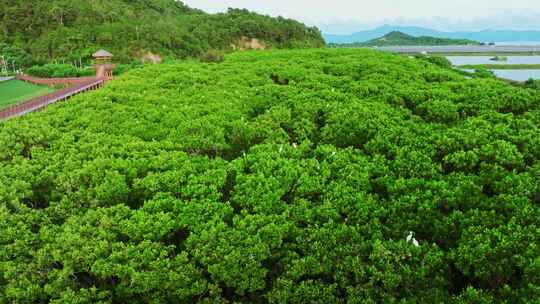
[183,0,540,32]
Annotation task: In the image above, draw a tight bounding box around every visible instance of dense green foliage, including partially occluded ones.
[0,79,54,109]
[1,49,540,303]
[330,31,480,47]
[525,78,540,89]
[414,55,453,69]
[473,67,497,79]
[0,0,324,65]
[25,62,143,78]
[26,64,95,78]
[0,43,31,75]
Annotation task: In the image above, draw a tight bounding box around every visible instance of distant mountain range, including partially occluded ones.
[324,25,540,44]
[332,31,479,47]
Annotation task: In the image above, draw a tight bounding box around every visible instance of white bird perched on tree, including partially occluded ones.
[406,231,420,247]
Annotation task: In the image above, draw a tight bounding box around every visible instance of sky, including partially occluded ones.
[183,0,540,34]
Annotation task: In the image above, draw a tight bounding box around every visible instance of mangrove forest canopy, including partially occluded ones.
[0,49,539,303]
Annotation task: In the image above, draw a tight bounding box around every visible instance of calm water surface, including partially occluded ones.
[492,70,540,81]
[449,55,540,81]
[447,56,540,65]
[460,68,540,81]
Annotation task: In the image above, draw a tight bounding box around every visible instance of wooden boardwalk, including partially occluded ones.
[0,77,105,121]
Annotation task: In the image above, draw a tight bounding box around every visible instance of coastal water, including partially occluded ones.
[447,56,540,65]
[448,55,540,81]
[459,68,540,81]
[491,70,540,81]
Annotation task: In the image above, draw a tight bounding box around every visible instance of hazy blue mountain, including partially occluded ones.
[324,25,540,44]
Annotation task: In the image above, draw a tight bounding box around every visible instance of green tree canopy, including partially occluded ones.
[0,49,539,303]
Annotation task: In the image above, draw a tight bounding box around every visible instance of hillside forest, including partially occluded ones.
[0,0,324,67]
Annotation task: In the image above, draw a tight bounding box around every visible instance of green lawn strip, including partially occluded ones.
[456,64,540,70]
[0,80,55,110]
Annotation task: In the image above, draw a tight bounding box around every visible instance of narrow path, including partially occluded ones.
[0,77,105,121]
[0,76,15,82]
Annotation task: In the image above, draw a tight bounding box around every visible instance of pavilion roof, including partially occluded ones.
[92,49,113,58]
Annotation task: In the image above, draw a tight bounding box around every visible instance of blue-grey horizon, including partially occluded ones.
[183,0,540,34]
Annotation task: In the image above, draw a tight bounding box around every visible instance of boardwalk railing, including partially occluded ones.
[16,75,99,86]
[0,77,105,121]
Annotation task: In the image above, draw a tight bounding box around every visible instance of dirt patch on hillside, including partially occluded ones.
[232,36,267,51]
[141,52,163,64]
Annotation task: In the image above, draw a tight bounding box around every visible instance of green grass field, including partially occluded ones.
[0,80,55,110]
